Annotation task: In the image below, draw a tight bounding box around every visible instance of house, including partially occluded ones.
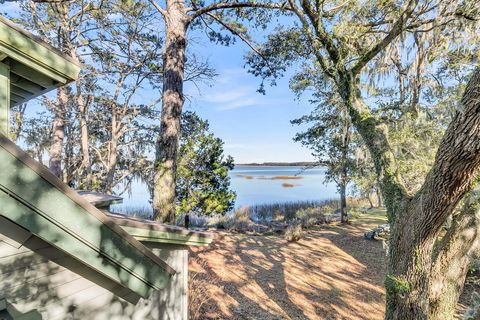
[0,16,212,320]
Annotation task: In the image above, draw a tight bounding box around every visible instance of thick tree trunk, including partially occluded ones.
[153,1,188,223]
[339,74,408,223]
[385,67,480,319]
[49,87,68,178]
[428,195,480,319]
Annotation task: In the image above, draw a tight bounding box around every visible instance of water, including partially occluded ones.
[231,166,337,207]
[112,166,338,212]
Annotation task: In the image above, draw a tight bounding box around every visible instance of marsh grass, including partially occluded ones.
[235,174,304,180]
[248,199,339,223]
[235,174,254,179]
[281,183,302,188]
[113,198,370,233]
[268,175,304,180]
[110,204,152,219]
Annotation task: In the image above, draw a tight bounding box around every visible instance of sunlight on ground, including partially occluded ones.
[190,209,388,319]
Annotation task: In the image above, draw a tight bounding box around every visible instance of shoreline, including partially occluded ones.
[235,162,318,167]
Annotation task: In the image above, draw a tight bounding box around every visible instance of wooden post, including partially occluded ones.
[0,62,9,137]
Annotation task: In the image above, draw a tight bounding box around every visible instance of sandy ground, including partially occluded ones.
[189,211,388,319]
[189,210,478,319]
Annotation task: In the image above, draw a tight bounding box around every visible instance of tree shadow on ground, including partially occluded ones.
[190,211,387,319]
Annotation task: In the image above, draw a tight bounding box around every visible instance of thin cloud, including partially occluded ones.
[201,85,262,110]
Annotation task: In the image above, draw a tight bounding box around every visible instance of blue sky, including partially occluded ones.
[183,23,316,163]
[2,3,316,164]
[184,59,315,163]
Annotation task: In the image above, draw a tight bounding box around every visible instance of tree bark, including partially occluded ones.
[339,181,348,223]
[385,67,480,319]
[48,2,74,179]
[339,111,350,223]
[49,86,68,178]
[367,193,374,209]
[153,0,188,223]
[77,82,92,189]
[376,180,383,207]
[428,197,480,319]
[106,134,118,193]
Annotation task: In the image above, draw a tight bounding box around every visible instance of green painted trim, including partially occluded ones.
[0,143,172,298]
[9,63,56,89]
[0,63,9,136]
[0,17,81,83]
[121,226,213,246]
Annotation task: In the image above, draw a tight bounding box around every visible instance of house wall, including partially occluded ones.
[0,224,188,320]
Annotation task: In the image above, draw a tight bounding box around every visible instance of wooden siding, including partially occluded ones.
[0,232,189,320]
[0,62,8,135]
[0,135,175,299]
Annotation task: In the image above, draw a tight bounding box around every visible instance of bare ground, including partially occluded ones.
[189,210,475,319]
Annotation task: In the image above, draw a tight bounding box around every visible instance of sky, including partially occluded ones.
[183,45,316,164]
[181,19,317,164]
[2,3,316,164]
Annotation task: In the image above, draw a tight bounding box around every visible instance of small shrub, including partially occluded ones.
[295,207,327,228]
[285,223,303,242]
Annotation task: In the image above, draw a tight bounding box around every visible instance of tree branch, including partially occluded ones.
[350,0,419,76]
[188,1,292,21]
[204,12,266,62]
[149,0,167,18]
[287,0,336,79]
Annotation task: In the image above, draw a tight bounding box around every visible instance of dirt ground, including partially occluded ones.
[189,210,474,319]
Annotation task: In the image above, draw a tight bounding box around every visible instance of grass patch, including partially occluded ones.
[235,174,255,179]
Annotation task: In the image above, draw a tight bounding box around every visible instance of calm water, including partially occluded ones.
[113,166,338,212]
[231,166,337,207]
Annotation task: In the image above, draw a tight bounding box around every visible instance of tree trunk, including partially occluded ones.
[77,83,92,189]
[376,181,383,207]
[48,2,73,179]
[106,137,118,194]
[339,181,348,223]
[428,194,480,319]
[367,193,374,209]
[49,87,68,178]
[106,109,119,193]
[339,109,350,223]
[153,1,188,223]
[385,67,480,319]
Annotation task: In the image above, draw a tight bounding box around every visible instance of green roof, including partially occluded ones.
[0,135,175,299]
[0,16,176,302]
[0,15,81,106]
[108,213,214,246]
